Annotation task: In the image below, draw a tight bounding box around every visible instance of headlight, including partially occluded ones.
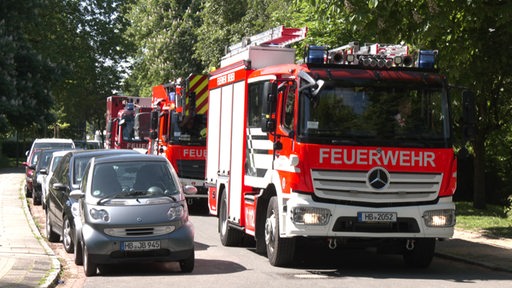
[90,208,110,222]
[167,204,185,220]
[423,209,455,227]
[291,207,331,225]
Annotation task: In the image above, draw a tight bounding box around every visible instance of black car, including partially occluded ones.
[45,149,139,253]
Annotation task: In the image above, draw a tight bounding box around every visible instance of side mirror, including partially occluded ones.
[52,183,68,192]
[70,190,85,201]
[183,185,198,195]
[150,110,159,131]
[39,168,48,175]
[260,81,278,132]
[462,90,476,140]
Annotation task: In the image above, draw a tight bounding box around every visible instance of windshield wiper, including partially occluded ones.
[97,191,128,205]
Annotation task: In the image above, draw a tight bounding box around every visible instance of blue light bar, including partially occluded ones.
[418,50,437,69]
[306,45,326,64]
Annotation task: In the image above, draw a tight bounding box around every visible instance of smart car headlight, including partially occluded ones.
[167,204,185,220]
[90,208,110,222]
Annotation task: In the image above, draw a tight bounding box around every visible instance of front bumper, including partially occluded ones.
[82,221,195,264]
[283,193,455,239]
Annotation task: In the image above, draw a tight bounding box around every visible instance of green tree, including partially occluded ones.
[124,0,204,96]
[0,0,57,137]
[195,0,292,71]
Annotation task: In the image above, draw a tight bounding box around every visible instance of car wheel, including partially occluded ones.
[265,196,295,267]
[33,189,41,205]
[179,251,195,273]
[219,191,243,246]
[83,244,97,276]
[62,216,74,253]
[74,237,83,265]
[45,208,59,242]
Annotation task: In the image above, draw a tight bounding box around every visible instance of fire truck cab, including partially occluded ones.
[206,26,472,268]
[149,75,209,203]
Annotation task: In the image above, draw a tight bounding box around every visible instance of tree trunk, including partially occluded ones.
[472,133,487,209]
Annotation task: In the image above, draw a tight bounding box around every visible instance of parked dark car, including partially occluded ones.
[46,149,139,253]
[70,154,197,276]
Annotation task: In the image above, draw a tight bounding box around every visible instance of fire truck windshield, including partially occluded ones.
[169,111,207,144]
[297,79,450,148]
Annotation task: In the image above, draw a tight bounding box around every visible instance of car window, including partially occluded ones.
[73,156,93,184]
[53,153,71,186]
[50,156,64,173]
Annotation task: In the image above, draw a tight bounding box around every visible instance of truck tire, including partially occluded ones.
[265,196,295,266]
[403,238,435,268]
[219,191,243,246]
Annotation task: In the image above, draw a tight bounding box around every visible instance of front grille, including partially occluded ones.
[332,217,420,233]
[104,226,174,237]
[176,159,205,179]
[312,170,442,204]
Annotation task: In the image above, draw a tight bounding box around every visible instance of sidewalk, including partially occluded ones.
[0,168,60,288]
[0,167,510,288]
[436,228,512,272]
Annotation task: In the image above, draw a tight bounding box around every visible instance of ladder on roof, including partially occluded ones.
[227,26,307,55]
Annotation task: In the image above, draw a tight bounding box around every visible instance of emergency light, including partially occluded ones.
[418,50,437,69]
[305,41,438,70]
[306,45,326,64]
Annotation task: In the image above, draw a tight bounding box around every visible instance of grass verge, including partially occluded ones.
[455,201,512,239]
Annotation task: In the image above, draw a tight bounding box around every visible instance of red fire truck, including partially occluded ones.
[148,74,209,203]
[206,26,474,267]
[105,95,152,152]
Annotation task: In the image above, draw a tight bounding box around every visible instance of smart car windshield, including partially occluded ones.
[90,161,179,201]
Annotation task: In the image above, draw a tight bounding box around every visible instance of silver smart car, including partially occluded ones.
[70,154,197,276]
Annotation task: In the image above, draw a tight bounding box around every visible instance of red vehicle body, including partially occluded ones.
[148,75,209,202]
[206,26,473,267]
[105,95,152,152]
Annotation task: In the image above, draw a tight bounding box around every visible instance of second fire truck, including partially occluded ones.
[105,95,152,152]
[206,26,474,267]
[149,74,209,204]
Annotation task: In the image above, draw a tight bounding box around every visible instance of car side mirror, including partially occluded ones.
[70,190,85,201]
[183,185,197,195]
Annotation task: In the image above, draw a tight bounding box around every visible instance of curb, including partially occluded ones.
[435,251,512,273]
[20,181,61,288]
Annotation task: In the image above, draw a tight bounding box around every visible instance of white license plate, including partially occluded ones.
[358,212,397,222]
[122,240,161,251]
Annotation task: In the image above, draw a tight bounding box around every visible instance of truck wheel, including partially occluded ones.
[83,244,97,276]
[219,191,243,246]
[62,216,74,253]
[265,196,295,267]
[45,208,59,242]
[179,251,195,273]
[403,238,435,268]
